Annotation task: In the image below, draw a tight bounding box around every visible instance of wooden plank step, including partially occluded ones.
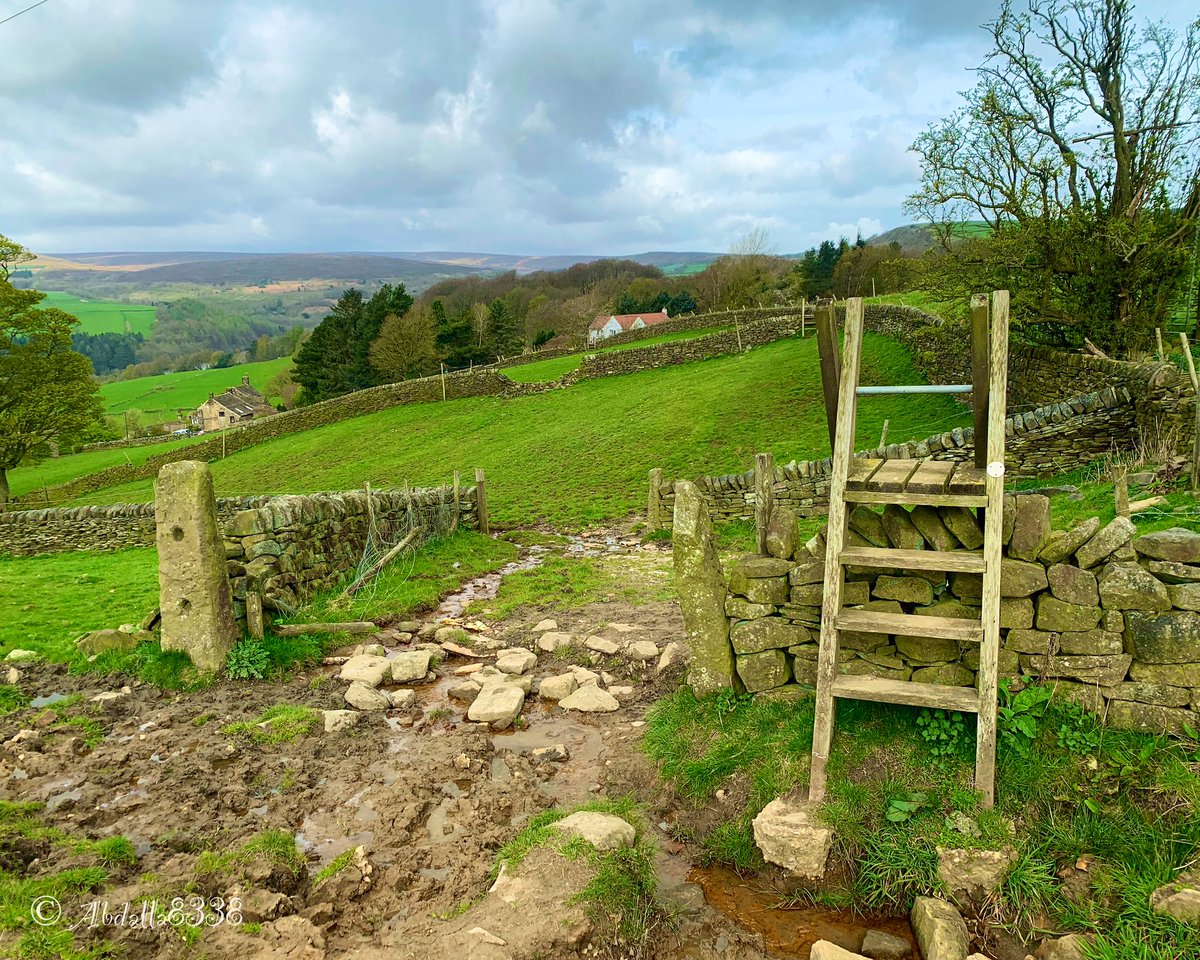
[832,675,981,712]
[836,608,983,642]
[839,546,985,573]
[843,489,989,508]
[846,458,883,490]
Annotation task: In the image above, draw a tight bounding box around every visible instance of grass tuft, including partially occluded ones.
[223,705,319,745]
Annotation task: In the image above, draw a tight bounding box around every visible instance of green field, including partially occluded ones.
[37,290,157,335]
[0,548,159,659]
[6,436,201,503]
[69,334,972,525]
[100,356,293,417]
[503,326,729,384]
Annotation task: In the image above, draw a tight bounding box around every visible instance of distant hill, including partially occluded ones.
[36,252,482,286]
[868,222,993,254]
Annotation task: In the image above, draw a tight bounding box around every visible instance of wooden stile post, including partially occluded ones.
[1156,328,1166,362]
[970,293,990,469]
[246,592,265,639]
[815,303,842,450]
[474,467,490,535]
[1179,334,1200,492]
[754,453,774,555]
[1115,466,1130,517]
[648,468,663,531]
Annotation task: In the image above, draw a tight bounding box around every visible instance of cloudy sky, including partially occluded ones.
[0,0,1189,255]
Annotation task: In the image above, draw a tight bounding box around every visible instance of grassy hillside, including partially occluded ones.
[100,357,294,418]
[6,436,202,502]
[38,290,157,335]
[71,334,972,525]
[504,326,728,384]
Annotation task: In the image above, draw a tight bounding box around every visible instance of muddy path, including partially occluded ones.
[1,529,915,960]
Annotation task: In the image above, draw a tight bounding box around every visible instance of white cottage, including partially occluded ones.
[587,308,670,345]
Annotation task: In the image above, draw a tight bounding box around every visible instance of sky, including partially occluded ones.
[0,0,1191,256]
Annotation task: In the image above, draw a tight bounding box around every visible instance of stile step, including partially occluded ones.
[839,546,985,573]
[832,675,981,712]
[836,608,983,642]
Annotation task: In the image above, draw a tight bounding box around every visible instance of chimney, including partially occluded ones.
[208,392,215,401]
[662,307,668,314]
[242,375,251,386]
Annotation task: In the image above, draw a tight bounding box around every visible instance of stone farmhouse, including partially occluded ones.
[195,376,277,433]
[588,308,669,345]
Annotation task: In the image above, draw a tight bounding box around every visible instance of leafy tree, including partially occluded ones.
[70,331,144,375]
[370,303,438,381]
[293,283,413,402]
[667,291,697,316]
[907,0,1200,354]
[0,236,104,504]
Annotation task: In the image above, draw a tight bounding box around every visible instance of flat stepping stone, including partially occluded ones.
[559,685,620,713]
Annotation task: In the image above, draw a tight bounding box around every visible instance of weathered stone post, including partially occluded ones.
[155,461,239,672]
[754,452,774,555]
[672,480,736,694]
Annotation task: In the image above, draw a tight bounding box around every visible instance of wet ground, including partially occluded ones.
[1,528,920,959]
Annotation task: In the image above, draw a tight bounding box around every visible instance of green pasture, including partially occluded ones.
[37,290,157,336]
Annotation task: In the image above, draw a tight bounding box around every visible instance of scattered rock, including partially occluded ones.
[1034,933,1093,960]
[558,685,620,713]
[390,650,433,683]
[388,689,416,710]
[861,928,912,960]
[530,744,570,762]
[339,655,392,687]
[434,625,469,644]
[553,811,635,851]
[538,673,579,702]
[356,642,386,657]
[496,648,537,675]
[447,680,482,703]
[5,667,20,684]
[584,636,620,655]
[537,631,573,653]
[322,710,361,733]
[1149,870,1200,922]
[466,684,525,730]
[937,846,1018,900]
[74,629,140,656]
[532,618,559,632]
[911,897,968,960]
[657,641,687,675]
[810,942,866,960]
[4,649,38,662]
[627,640,659,661]
[344,682,390,711]
[751,798,832,879]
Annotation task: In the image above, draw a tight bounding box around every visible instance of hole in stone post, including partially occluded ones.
[178,598,191,614]
[172,526,185,542]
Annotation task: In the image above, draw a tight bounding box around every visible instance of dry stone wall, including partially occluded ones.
[578,315,803,378]
[222,485,478,621]
[715,498,1200,735]
[653,386,1136,526]
[594,305,807,348]
[0,485,478,563]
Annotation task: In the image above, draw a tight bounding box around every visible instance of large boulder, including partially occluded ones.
[751,798,832,879]
[911,897,969,960]
[339,654,392,687]
[672,481,736,694]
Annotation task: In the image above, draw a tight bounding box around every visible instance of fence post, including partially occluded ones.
[648,468,663,531]
[474,467,490,534]
[246,591,265,639]
[754,452,774,555]
[1179,333,1200,492]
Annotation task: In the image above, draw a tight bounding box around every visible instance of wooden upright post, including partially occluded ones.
[970,293,990,469]
[754,453,774,555]
[815,303,842,450]
[648,468,664,532]
[1179,334,1200,493]
[474,467,490,534]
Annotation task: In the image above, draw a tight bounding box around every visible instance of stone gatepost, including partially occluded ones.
[672,480,737,694]
[155,461,239,672]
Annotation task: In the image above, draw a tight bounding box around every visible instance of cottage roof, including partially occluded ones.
[204,377,276,418]
[588,310,669,332]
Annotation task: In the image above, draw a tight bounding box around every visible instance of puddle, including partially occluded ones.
[296,810,374,866]
[434,554,544,618]
[687,864,917,958]
[31,693,69,708]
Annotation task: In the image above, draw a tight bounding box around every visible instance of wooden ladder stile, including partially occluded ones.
[807,292,1010,809]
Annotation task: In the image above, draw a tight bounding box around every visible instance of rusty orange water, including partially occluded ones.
[688,864,919,957]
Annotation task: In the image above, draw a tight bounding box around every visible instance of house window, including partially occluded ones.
[219,411,225,417]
